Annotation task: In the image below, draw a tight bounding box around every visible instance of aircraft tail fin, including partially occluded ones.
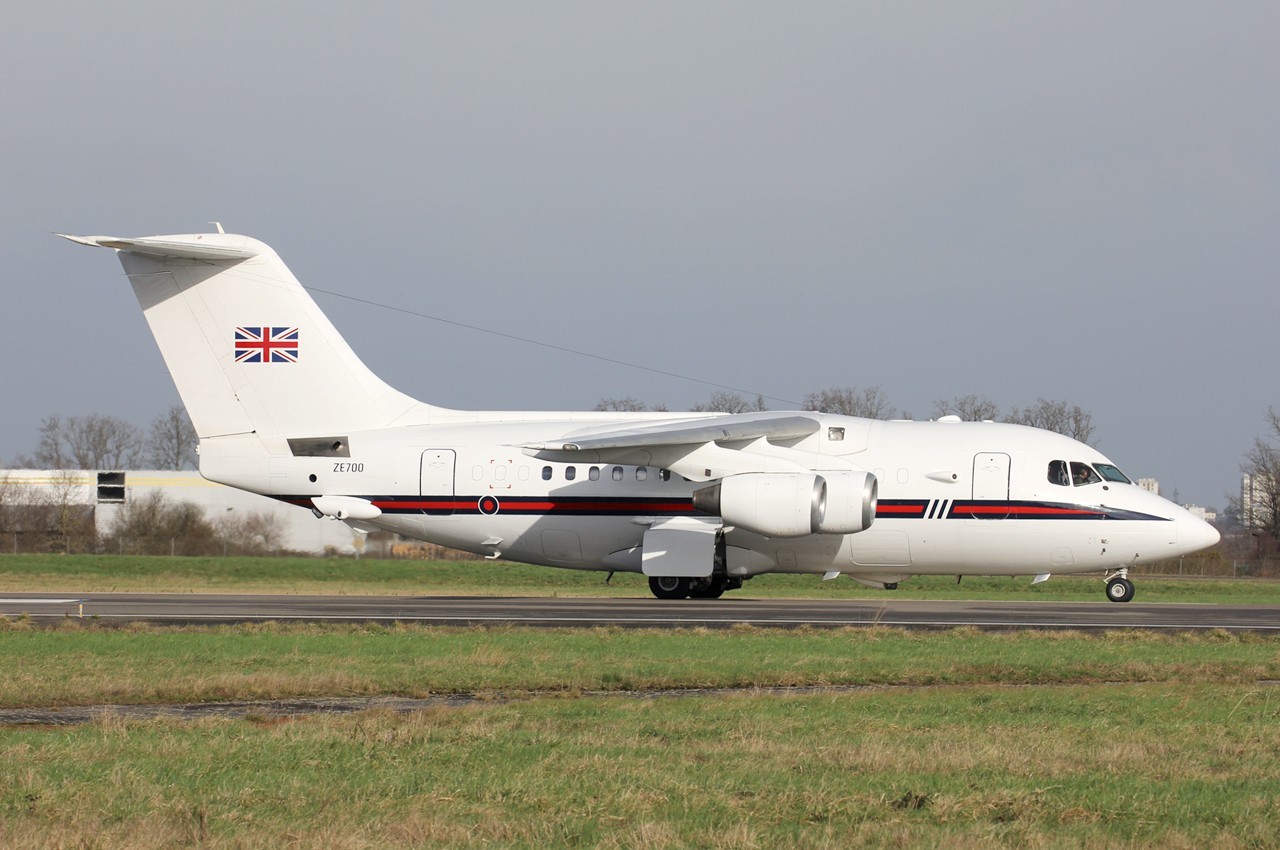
[61,232,435,440]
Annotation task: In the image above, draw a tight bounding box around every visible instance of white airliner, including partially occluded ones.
[63,231,1219,602]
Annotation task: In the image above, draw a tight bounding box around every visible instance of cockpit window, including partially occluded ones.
[1071,462,1102,486]
[1047,460,1070,487]
[1093,463,1131,484]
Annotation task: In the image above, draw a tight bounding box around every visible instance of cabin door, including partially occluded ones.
[969,452,1010,519]
[419,449,456,514]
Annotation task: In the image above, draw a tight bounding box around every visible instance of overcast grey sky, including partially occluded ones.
[2,2,1276,509]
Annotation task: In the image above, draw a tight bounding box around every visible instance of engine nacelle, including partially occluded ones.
[692,470,878,538]
[693,472,823,538]
[814,470,877,534]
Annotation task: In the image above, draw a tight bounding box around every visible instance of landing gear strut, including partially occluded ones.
[1105,569,1135,603]
[647,532,736,600]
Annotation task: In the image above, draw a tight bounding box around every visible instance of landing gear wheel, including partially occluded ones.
[688,576,727,599]
[1105,577,1135,603]
[649,576,691,600]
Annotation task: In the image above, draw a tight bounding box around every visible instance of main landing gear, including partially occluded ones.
[647,575,741,600]
[1105,569,1135,603]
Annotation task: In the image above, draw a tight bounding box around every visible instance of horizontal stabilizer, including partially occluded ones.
[57,233,260,261]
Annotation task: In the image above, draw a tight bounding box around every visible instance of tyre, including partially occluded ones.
[649,575,691,600]
[688,576,727,599]
[1105,577,1135,603]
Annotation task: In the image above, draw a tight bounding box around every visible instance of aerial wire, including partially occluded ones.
[304,285,805,408]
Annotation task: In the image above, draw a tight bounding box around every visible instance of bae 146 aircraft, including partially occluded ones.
[63,230,1219,602]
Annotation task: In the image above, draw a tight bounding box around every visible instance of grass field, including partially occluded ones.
[2,553,1279,603]
[4,556,1280,847]
[2,624,1279,846]
[4,683,1279,849]
[2,621,1277,708]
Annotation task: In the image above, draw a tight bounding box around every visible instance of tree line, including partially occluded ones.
[596,387,1096,445]
[0,477,283,557]
[6,406,197,471]
[4,393,1097,471]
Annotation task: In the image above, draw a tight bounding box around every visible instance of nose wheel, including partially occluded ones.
[1105,573,1135,603]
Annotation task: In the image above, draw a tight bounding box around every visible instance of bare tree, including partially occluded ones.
[690,391,765,414]
[803,386,898,419]
[1003,398,1096,445]
[146,405,198,469]
[931,394,1000,421]
[215,509,284,554]
[0,471,96,553]
[1239,406,1280,543]
[19,414,144,470]
[593,396,664,412]
[104,491,216,556]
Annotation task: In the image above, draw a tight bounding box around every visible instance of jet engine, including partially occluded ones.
[814,470,877,534]
[692,471,877,538]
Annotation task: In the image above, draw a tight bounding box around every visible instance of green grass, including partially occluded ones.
[1,621,1276,709]
[2,553,1279,603]
[3,683,1279,848]
[4,549,1278,847]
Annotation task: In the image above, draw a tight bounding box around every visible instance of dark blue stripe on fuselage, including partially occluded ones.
[278,494,1170,522]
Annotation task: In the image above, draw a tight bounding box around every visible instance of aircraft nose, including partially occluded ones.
[1177,512,1220,555]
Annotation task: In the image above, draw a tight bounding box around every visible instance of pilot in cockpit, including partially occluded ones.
[1072,462,1101,486]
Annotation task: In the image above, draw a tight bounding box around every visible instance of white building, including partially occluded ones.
[1182,504,1217,523]
[0,469,359,554]
[1137,478,1160,496]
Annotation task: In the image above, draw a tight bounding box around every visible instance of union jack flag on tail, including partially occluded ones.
[234,326,299,363]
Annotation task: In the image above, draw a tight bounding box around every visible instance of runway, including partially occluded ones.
[2,592,1278,631]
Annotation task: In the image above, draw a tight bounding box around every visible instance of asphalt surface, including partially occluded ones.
[2,592,1278,631]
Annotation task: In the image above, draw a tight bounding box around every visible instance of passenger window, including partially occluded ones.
[565,466,576,481]
[1071,462,1102,486]
[541,466,553,481]
[494,465,507,481]
[471,466,483,481]
[612,466,624,481]
[1047,460,1069,487]
[636,467,648,481]
[659,469,671,482]
[589,466,600,481]
[828,427,845,441]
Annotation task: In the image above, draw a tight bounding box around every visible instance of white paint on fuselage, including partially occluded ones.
[200,414,1214,582]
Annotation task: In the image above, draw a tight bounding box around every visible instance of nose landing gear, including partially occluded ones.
[1105,569,1135,603]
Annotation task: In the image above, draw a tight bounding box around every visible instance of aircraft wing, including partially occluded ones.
[523,412,821,452]
[522,412,852,482]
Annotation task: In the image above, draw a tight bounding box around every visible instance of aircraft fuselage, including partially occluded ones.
[199,414,1212,583]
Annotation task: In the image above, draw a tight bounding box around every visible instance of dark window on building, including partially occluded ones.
[97,471,126,503]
